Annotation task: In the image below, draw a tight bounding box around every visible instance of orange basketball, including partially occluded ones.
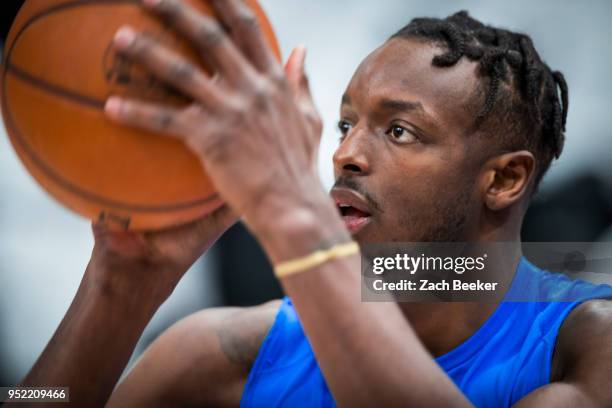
[1,0,281,230]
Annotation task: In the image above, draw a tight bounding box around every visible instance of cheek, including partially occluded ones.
[383,179,437,225]
[384,162,449,203]
[375,159,467,222]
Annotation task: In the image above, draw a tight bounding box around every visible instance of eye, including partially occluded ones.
[338,119,352,134]
[386,124,418,144]
[337,119,353,141]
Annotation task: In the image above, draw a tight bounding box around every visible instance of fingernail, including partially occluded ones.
[297,44,307,65]
[299,44,306,74]
[114,26,136,48]
[105,97,122,117]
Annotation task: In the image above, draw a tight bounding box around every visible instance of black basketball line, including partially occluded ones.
[6,63,105,109]
[2,0,219,213]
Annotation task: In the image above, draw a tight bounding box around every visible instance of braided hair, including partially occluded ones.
[391,11,569,187]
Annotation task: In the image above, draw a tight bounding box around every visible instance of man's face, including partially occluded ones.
[331,38,488,243]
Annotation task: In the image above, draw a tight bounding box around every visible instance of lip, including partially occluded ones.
[330,187,373,235]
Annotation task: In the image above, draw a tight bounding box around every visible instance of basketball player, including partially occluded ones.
[14,0,612,407]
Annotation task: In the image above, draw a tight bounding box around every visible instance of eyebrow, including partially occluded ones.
[341,93,438,133]
[341,93,351,106]
[341,94,424,113]
[378,98,424,113]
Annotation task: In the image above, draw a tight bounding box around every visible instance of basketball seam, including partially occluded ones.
[2,0,219,213]
[6,63,105,109]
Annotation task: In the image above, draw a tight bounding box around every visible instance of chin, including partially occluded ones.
[350,227,383,244]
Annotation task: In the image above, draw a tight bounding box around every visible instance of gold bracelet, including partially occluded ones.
[274,241,360,278]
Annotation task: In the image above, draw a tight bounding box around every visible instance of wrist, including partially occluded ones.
[247,192,351,264]
[84,255,175,308]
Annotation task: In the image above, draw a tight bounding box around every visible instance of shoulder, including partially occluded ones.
[556,299,612,362]
[165,299,282,365]
[156,298,282,369]
[552,299,612,404]
[214,299,283,365]
[108,299,282,407]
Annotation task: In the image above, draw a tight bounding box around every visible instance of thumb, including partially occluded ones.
[284,45,307,95]
[285,46,318,116]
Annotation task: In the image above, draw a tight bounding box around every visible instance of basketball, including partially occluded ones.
[1,0,281,230]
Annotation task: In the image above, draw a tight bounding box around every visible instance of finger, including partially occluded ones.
[92,218,142,247]
[142,0,257,85]
[209,0,278,72]
[285,46,315,106]
[104,96,185,136]
[296,50,316,108]
[285,46,320,129]
[149,203,238,255]
[113,26,221,105]
[200,203,239,232]
[92,218,107,238]
[283,46,321,176]
[94,211,130,232]
[285,45,306,94]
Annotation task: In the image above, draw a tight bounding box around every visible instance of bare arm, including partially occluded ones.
[14,268,162,407]
[108,301,279,408]
[514,300,612,407]
[8,205,237,407]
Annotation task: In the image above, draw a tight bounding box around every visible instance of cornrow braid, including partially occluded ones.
[391,10,569,186]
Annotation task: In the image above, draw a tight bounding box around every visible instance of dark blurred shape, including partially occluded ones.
[0,0,24,386]
[522,173,612,241]
[216,223,283,306]
[0,0,24,45]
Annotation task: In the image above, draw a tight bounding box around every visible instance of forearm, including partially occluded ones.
[253,196,471,407]
[16,264,164,408]
[513,383,596,407]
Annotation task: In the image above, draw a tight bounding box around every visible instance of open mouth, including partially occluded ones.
[338,204,371,218]
[331,187,373,235]
[338,205,372,234]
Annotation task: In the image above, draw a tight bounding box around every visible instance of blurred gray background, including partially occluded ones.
[1,0,612,385]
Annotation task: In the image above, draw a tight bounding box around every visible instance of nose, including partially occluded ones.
[333,126,371,177]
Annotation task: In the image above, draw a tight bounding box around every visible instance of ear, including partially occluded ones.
[480,151,535,211]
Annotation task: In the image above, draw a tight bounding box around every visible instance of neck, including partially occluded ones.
[398,302,497,357]
[398,233,523,357]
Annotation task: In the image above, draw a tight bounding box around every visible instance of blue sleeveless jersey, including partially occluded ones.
[240,258,612,407]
